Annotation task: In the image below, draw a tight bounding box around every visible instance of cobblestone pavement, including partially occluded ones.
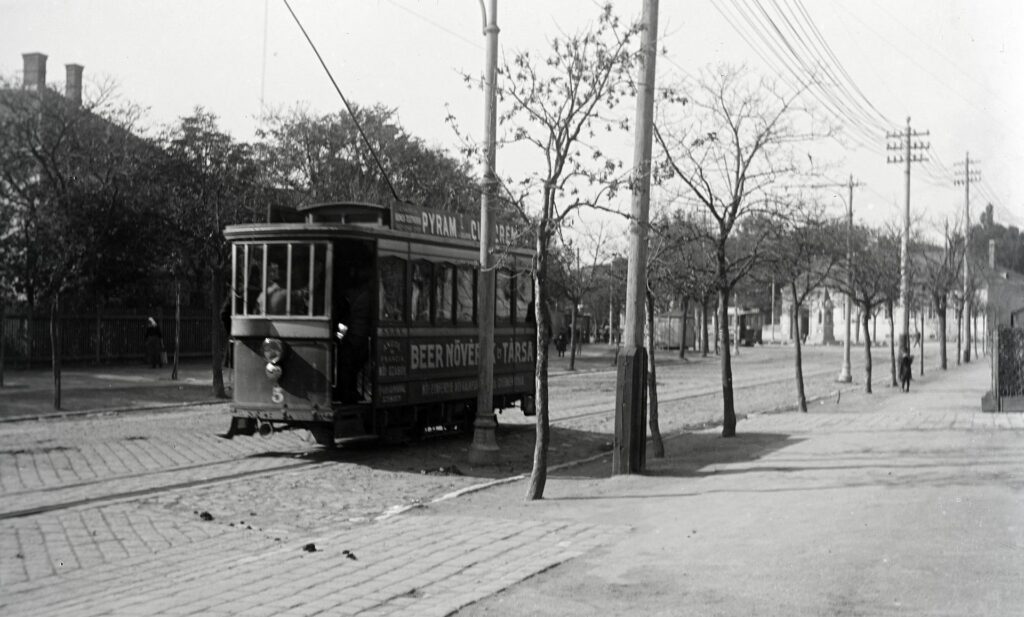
[2,512,622,617]
[0,344,966,615]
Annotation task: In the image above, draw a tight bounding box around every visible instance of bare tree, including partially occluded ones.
[654,66,819,436]
[832,225,901,393]
[467,5,639,499]
[762,203,843,411]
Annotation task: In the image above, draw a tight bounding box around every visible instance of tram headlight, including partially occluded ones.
[265,362,283,382]
[262,337,285,364]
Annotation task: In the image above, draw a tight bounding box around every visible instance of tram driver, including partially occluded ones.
[258,262,288,315]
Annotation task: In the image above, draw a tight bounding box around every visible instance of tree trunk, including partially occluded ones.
[50,294,61,410]
[938,298,947,370]
[647,290,664,458]
[0,301,5,388]
[568,301,578,371]
[679,296,688,359]
[719,285,736,437]
[919,309,925,376]
[888,303,897,387]
[791,284,807,412]
[863,307,873,394]
[210,268,227,398]
[713,295,721,356]
[700,296,709,357]
[956,302,962,366]
[172,279,181,381]
[526,223,552,501]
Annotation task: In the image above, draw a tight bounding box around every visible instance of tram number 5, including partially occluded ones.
[271,386,285,404]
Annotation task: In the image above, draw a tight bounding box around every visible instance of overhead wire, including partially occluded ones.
[712,0,878,152]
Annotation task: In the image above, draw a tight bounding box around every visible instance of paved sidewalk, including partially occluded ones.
[0,360,224,420]
[439,359,1024,616]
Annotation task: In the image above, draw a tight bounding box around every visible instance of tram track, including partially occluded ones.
[1,362,842,522]
[0,455,325,521]
[550,365,838,426]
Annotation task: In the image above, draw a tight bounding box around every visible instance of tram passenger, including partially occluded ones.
[338,264,371,403]
[258,262,287,314]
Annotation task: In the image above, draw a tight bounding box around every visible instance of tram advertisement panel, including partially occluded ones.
[375,331,534,405]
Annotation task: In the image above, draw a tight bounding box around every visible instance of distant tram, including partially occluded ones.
[224,202,536,444]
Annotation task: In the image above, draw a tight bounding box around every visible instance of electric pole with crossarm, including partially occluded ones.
[886,117,929,355]
[954,153,981,364]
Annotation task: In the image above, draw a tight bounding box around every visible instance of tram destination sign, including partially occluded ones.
[391,203,524,248]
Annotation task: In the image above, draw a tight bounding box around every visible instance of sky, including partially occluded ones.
[2,0,1022,242]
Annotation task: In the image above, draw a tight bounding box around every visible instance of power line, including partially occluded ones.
[282,0,409,205]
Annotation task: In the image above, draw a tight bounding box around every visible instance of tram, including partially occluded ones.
[224,201,537,445]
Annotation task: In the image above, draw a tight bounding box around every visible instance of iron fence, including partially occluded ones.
[0,312,214,366]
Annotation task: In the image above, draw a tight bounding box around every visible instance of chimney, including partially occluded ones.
[65,63,83,106]
[22,52,47,90]
[989,239,997,269]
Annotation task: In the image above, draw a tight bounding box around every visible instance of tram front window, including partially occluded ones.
[233,241,329,317]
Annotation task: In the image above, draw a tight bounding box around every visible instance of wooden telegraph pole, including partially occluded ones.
[469,0,501,465]
[886,118,929,355]
[614,0,659,475]
[954,153,980,364]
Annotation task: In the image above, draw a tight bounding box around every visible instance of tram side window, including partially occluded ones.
[263,245,289,315]
[456,266,476,324]
[379,256,407,322]
[411,260,433,324]
[515,269,535,323]
[245,244,264,314]
[232,244,245,315]
[436,264,455,324]
[496,269,513,323]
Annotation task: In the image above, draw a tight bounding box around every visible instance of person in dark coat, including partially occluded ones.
[144,317,163,368]
[899,351,914,392]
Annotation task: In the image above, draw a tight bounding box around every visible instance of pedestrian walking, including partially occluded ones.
[899,350,914,392]
[144,316,164,368]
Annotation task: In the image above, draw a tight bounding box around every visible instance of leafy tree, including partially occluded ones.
[257,104,478,213]
[0,75,162,406]
[160,109,265,397]
[654,66,819,436]
[760,204,843,411]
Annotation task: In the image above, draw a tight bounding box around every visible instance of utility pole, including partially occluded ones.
[614,0,658,475]
[837,174,863,383]
[469,0,500,465]
[954,153,980,364]
[886,117,929,355]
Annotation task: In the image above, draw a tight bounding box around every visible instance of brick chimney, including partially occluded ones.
[22,52,47,90]
[65,63,83,105]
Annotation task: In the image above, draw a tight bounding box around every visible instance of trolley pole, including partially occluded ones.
[469,0,500,465]
[614,0,658,475]
[886,117,929,354]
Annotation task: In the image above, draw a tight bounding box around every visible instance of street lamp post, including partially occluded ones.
[469,0,500,465]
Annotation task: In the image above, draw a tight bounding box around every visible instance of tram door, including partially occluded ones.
[333,240,375,405]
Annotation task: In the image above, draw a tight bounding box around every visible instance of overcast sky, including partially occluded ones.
[2,0,1021,238]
